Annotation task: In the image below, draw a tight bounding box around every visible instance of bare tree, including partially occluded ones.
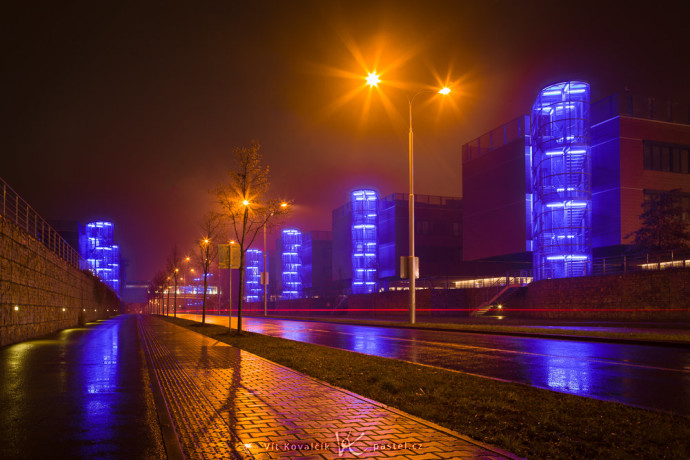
[167,245,182,318]
[196,213,221,325]
[148,271,168,315]
[214,141,291,333]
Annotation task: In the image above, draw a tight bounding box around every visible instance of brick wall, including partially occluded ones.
[0,219,118,347]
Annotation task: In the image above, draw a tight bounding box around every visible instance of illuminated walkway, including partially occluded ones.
[139,315,519,459]
[0,315,165,459]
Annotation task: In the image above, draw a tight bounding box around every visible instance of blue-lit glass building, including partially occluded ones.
[462,84,690,281]
[331,190,463,293]
[531,81,592,280]
[281,229,302,299]
[80,221,120,295]
[244,249,262,302]
[351,190,378,294]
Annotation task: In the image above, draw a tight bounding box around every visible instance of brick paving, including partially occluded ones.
[139,315,520,460]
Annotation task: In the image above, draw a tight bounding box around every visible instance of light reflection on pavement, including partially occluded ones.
[178,314,690,415]
[0,315,165,459]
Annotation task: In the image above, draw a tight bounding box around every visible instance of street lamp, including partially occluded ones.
[366,72,451,324]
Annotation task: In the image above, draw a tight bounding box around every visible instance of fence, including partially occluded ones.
[1,177,85,269]
[592,250,690,276]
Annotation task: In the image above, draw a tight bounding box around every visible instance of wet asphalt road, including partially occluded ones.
[183,314,690,416]
[0,315,165,460]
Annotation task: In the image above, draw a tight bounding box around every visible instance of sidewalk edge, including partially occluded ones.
[138,315,186,460]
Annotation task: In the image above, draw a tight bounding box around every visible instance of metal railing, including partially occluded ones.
[592,249,690,276]
[1,177,86,269]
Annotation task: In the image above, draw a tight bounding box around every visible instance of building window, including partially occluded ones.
[643,141,690,174]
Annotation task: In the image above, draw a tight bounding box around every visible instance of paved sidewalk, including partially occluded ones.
[138,315,520,459]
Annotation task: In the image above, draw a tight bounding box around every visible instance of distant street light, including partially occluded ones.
[366,73,451,324]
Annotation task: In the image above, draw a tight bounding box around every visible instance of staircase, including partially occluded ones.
[470,284,523,317]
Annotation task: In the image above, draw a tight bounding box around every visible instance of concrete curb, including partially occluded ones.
[246,314,690,349]
[138,317,186,460]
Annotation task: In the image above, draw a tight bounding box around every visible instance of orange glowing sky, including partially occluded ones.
[1,0,688,281]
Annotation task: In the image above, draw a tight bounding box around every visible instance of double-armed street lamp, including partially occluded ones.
[366,72,451,324]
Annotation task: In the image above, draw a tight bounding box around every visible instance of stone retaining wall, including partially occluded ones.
[507,268,690,320]
[245,269,690,321]
[0,219,117,347]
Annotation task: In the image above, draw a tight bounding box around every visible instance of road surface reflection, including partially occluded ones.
[180,314,690,415]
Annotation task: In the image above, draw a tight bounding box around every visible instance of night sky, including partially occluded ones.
[2,0,688,282]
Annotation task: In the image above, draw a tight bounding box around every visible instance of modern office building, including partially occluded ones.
[462,83,690,279]
[591,92,690,252]
[462,115,532,267]
[332,198,354,293]
[332,189,380,294]
[351,190,378,294]
[378,193,463,287]
[244,249,262,302]
[301,230,333,298]
[331,190,463,293]
[531,81,592,280]
[79,221,120,294]
[281,229,302,299]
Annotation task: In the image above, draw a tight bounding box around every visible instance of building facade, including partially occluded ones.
[280,229,302,299]
[378,193,463,287]
[301,230,333,298]
[79,221,120,294]
[331,190,463,293]
[462,84,690,279]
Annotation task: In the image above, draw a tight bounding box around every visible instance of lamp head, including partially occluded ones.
[366,72,380,88]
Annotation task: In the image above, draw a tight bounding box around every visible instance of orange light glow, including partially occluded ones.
[242,200,249,206]
[280,202,288,208]
[365,72,380,87]
[439,87,451,95]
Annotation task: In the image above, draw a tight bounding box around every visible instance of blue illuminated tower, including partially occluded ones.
[281,229,302,299]
[80,221,120,295]
[531,81,592,280]
[351,190,378,293]
[244,249,262,302]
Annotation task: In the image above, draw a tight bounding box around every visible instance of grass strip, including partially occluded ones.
[160,315,690,459]
[256,315,690,344]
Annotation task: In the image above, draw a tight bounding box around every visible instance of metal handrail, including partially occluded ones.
[1,176,86,270]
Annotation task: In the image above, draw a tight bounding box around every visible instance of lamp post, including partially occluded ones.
[173,268,179,318]
[366,72,450,324]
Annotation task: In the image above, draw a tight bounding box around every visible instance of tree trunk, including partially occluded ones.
[202,269,208,325]
[173,276,178,318]
[237,257,244,333]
